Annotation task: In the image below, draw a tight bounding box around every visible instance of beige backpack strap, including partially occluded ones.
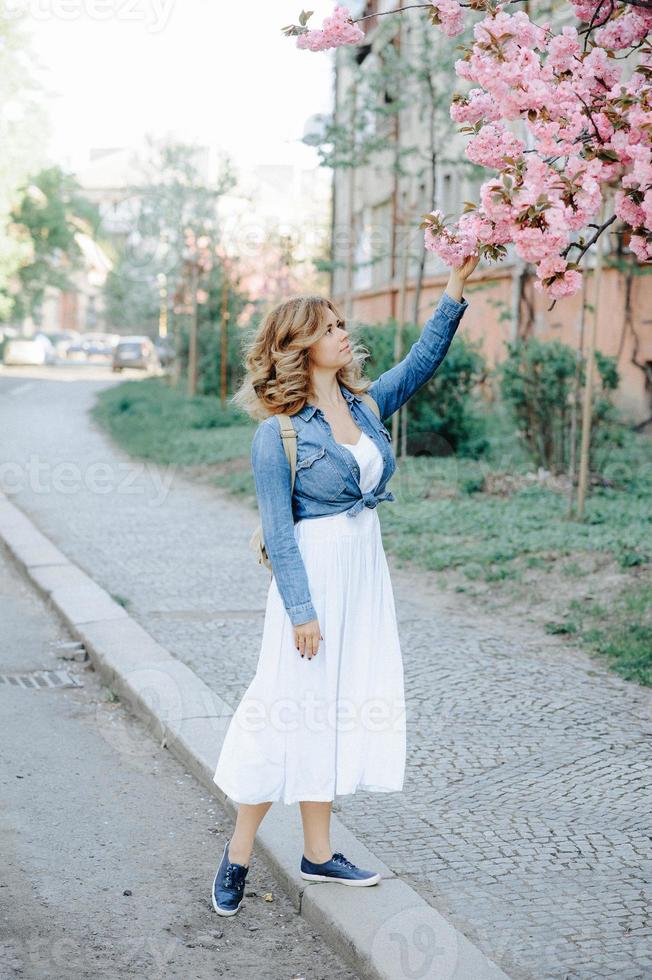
[276,414,298,490]
[359,392,380,419]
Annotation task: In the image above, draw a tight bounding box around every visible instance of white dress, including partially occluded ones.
[213,429,407,805]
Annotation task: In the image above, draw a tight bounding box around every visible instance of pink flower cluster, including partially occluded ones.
[594,10,652,51]
[533,255,582,299]
[466,123,526,170]
[629,235,652,262]
[431,3,652,296]
[450,89,502,125]
[286,1,652,297]
[616,143,652,260]
[423,208,510,269]
[429,0,464,38]
[296,5,365,51]
[423,211,479,268]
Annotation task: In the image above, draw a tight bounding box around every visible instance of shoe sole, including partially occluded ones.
[300,871,381,886]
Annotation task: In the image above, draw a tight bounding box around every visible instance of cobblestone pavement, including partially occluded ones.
[2,370,651,980]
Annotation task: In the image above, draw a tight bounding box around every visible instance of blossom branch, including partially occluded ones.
[354,3,433,22]
[575,93,607,144]
[580,0,614,48]
[562,214,618,263]
[286,1,652,298]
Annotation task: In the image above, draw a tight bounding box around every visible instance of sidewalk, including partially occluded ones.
[1,372,651,978]
[0,537,359,980]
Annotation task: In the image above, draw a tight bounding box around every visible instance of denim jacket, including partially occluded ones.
[251,290,469,626]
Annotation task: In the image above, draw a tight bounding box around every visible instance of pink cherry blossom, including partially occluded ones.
[513,223,568,264]
[643,190,652,228]
[615,191,646,230]
[296,5,365,51]
[458,211,495,242]
[423,210,479,267]
[534,254,583,298]
[466,123,526,169]
[286,0,652,295]
[450,89,502,125]
[430,0,465,38]
[569,0,605,21]
[595,11,650,50]
[629,234,652,261]
[546,26,580,72]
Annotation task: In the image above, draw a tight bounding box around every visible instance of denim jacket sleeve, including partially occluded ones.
[368,290,469,420]
[250,416,318,628]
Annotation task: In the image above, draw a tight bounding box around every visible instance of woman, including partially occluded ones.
[211,255,478,915]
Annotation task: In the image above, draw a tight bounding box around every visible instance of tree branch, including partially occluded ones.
[563,214,618,265]
[354,3,433,23]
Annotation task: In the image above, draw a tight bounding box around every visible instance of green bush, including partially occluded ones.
[355,319,489,457]
[499,337,622,475]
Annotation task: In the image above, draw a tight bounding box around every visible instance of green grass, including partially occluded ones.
[91,376,255,468]
[379,454,651,575]
[92,376,652,685]
[566,584,652,686]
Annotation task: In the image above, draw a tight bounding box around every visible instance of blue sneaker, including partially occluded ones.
[300,851,380,886]
[211,838,249,916]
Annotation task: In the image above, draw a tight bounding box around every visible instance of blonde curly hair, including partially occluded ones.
[232,295,374,421]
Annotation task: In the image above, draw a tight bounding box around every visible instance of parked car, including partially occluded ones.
[154,338,176,367]
[112,336,160,372]
[3,334,56,366]
[81,333,116,361]
[43,330,82,359]
[65,341,88,362]
[64,333,120,362]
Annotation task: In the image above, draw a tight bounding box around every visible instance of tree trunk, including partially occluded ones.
[576,197,608,518]
[187,263,198,398]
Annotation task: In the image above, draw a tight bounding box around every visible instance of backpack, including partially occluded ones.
[249,392,380,570]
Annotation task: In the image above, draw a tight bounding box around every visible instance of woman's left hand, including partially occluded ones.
[445,252,480,302]
[455,253,480,281]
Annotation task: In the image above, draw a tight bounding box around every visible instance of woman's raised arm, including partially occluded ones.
[368,256,478,421]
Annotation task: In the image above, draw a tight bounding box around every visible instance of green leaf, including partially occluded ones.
[597,148,620,162]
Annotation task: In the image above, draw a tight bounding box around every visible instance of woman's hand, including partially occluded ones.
[294,619,323,660]
[445,253,480,302]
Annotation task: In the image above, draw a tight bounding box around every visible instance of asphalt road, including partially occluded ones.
[0,360,155,385]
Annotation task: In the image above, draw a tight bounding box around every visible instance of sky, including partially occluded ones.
[23,0,337,174]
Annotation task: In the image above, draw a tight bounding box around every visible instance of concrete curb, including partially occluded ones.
[0,489,512,980]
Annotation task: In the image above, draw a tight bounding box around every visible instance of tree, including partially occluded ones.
[284,1,652,299]
[104,136,237,334]
[284,0,652,512]
[4,167,100,325]
[302,8,469,455]
[0,6,50,320]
